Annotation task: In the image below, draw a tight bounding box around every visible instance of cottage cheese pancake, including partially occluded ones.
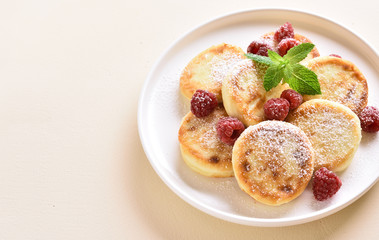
[180,43,246,102]
[178,106,234,177]
[287,99,361,172]
[232,121,314,206]
[302,56,368,114]
[222,59,290,126]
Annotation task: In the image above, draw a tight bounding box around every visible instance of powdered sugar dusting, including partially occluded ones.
[236,121,313,202]
[183,106,233,156]
[198,123,219,149]
[304,57,368,114]
[288,100,361,171]
[246,121,312,177]
[208,52,246,83]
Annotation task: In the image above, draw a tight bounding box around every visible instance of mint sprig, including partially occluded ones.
[245,43,321,95]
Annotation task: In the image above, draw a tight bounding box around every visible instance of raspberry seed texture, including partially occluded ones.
[264,98,290,121]
[280,89,303,110]
[277,38,300,57]
[274,22,295,43]
[313,167,342,201]
[247,40,272,57]
[190,89,218,118]
[216,117,245,145]
[358,106,379,133]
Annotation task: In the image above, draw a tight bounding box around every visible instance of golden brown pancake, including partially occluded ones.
[287,99,361,172]
[178,105,234,177]
[222,59,290,126]
[302,56,368,114]
[180,43,246,102]
[232,121,314,205]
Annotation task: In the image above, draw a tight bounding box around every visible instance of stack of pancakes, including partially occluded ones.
[177,32,367,205]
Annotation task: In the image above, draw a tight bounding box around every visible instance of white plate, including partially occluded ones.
[138,9,379,227]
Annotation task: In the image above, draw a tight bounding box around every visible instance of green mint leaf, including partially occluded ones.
[246,43,321,95]
[267,50,283,64]
[286,63,321,95]
[263,63,284,92]
[282,64,293,83]
[245,53,272,66]
[284,43,315,64]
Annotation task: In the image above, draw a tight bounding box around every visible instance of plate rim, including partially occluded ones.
[137,7,379,227]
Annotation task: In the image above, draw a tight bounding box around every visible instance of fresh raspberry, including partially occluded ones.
[247,40,272,57]
[264,98,290,121]
[358,106,379,132]
[280,89,303,110]
[329,54,342,58]
[277,38,300,56]
[216,117,245,145]
[274,22,295,43]
[190,90,218,118]
[313,167,342,201]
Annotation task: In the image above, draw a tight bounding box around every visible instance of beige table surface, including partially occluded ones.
[1,0,379,239]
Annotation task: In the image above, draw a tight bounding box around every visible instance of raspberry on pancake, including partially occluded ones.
[178,106,234,177]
